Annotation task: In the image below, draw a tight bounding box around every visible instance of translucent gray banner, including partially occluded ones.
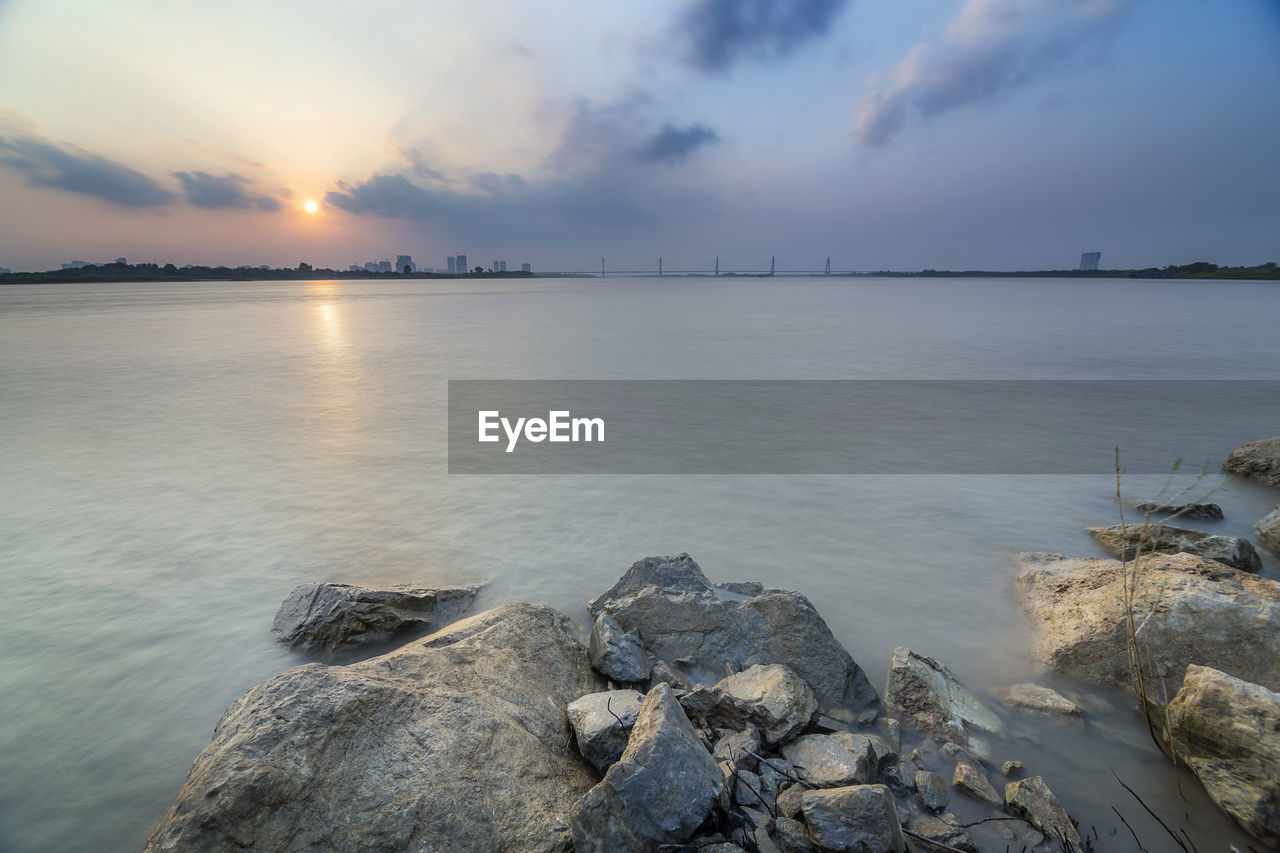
[447,380,1279,474]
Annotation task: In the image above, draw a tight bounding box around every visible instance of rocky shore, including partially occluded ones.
[146,438,1280,852]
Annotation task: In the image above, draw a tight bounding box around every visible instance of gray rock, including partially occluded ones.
[1004,776,1082,849]
[1167,665,1280,844]
[801,785,906,852]
[1135,501,1224,520]
[714,727,761,773]
[567,689,645,773]
[776,784,807,819]
[905,813,977,852]
[880,717,901,752]
[1015,551,1280,694]
[883,647,1004,753]
[570,682,724,851]
[146,603,603,853]
[990,818,1045,849]
[588,554,878,715]
[687,664,818,745]
[1224,436,1280,487]
[782,732,878,788]
[914,770,948,812]
[1001,760,1023,777]
[938,741,980,768]
[735,769,768,810]
[650,659,691,691]
[952,760,1002,806]
[1002,683,1082,716]
[882,756,920,798]
[270,581,478,649]
[1087,523,1262,572]
[1257,506,1280,554]
[775,815,817,852]
[589,612,650,683]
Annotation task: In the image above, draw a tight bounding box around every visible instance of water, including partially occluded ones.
[1,277,1277,852]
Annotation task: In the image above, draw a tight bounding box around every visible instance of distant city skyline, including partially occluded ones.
[0,1,1277,272]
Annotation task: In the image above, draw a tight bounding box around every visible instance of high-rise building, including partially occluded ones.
[493,260,507,272]
[456,254,468,274]
[1079,251,1101,271]
[447,257,456,274]
[377,260,392,273]
[396,254,414,274]
[521,263,531,273]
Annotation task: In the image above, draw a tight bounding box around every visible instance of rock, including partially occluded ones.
[1257,506,1280,554]
[1001,760,1023,777]
[1087,523,1262,572]
[1004,776,1081,849]
[882,756,919,798]
[1135,501,1225,520]
[588,554,878,716]
[759,757,797,804]
[905,813,977,852]
[570,682,724,851]
[567,689,645,773]
[588,612,650,683]
[990,818,1044,849]
[699,845,747,853]
[713,727,761,773]
[776,784,807,819]
[914,770,948,812]
[880,717,901,752]
[650,659,691,691]
[686,664,818,745]
[1001,683,1082,717]
[938,741,980,768]
[270,581,478,649]
[753,826,785,853]
[782,732,878,788]
[735,769,768,810]
[952,760,1002,806]
[146,603,603,853]
[775,815,817,852]
[883,647,1004,752]
[1014,551,1280,694]
[1167,665,1280,844]
[1225,436,1280,487]
[801,785,905,852]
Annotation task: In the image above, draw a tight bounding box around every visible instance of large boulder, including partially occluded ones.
[1014,552,1280,694]
[1224,437,1280,487]
[588,554,878,717]
[271,581,479,649]
[570,682,724,852]
[146,603,605,853]
[1166,665,1280,845]
[800,785,905,852]
[588,613,650,683]
[682,663,817,745]
[1087,523,1262,572]
[781,732,878,788]
[1257,506,1280,554]
[1134,501,1224,520]
[882,647,1004,752]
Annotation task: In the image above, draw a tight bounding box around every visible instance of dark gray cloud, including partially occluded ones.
[173,170,281,211]
[855,0,1136,147]
[678,0,848,73]
[635,123,720,164]
[0,133,175,207]
[401,146,451,183]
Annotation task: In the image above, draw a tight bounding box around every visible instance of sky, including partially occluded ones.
[0,0,1277,273]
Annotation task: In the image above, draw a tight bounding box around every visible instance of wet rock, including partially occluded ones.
[952,760,1002,806]
[914,770,949,812]
[880,717,901,752]
[1224,436,1280,487]
[990,818,1045,849]
[146,604,603,853]
[567,689,645,773]
[938,741,981,768]
[906,813,977,852]
[1257,506,1280,554]
[1015,551,1280,694]
[1134,501,1224,520]
[782,732,878,788]
[1001,683,1082,716]
[570,682,724,852]
[270,582,478,649]
[1087,523,1262,572]
[686,663,818,745]
[883,647,1005,753]
[1001,760,1023,777]
[1167,665,1280,844]
[1004,776,1082,848]
[589,612,650,683]
[801,784,905,852]
[882,756,920,798]
[588,553,879,715]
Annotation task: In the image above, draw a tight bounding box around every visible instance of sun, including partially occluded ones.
[303,200,319,214]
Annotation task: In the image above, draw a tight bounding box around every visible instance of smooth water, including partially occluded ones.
[1,277,1277,852]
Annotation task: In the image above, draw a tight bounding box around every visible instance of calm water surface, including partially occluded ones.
[1,277,1278,851]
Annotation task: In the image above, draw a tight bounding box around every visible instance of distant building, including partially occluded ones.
[396,254,414,274]
[447,257,456,274]
[1079,251,1101,271]
[61,260,91,269]
[377,260,392,273]
[364,262,378,273]
[0,267,10,275]
[521,263,531,273]
[493,260,508,272]
[455,254,468,274]
[115,257,127,265]
[349,265,362,272]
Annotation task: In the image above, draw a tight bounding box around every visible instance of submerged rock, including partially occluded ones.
[1167,665,1280,845]
[1134,501,1224,520]
[801,785,905,852]
[568,690,645,774]
[907,813,977,852]
[1001,683,1082,717]
[883,647,1004,752]
[1087,523,1262,572]
[952,760,1002,806]
[147,603,604,853]
[270,581,479,649]
[570,682,724,852]
[588,553,878,716]
[1224,436,1280,487]
[1257,505,1280,555]
[1004,776,1081,849]
[1014,552,1280,694]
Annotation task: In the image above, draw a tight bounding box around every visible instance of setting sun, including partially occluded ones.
[303,200,319,214]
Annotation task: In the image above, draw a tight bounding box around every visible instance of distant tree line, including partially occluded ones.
[0,261,536,284]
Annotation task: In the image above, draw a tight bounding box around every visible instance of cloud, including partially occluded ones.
[678,0,849,73]
[400,146,451,183]
[854,0,1136,146]
[173,171,281,211]
[0,133,176,207]
[635,123,720,164]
